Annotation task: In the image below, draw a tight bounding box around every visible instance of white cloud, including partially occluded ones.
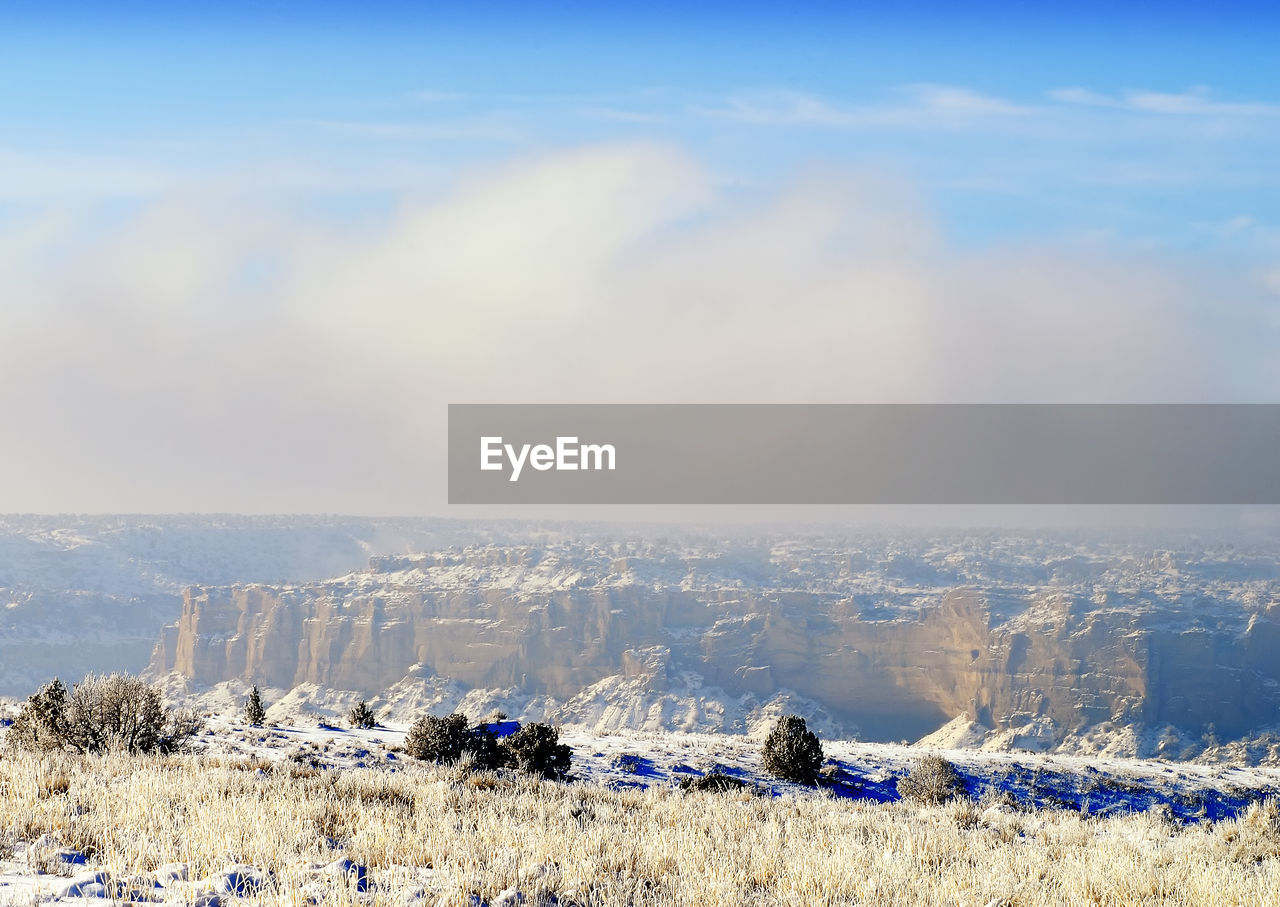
[696,85,1031,129]
[703,90,857,126]
[0,148,180,201]
[694,83,1280,150]
[289,114,528,143]
[0,143,1274,512]
[1050,86,1280,117]
[1046,87,1117,108]
[903,84,1030,117]
[579,106,665,124]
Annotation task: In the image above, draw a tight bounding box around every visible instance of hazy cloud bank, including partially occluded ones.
[1,143,1276,512]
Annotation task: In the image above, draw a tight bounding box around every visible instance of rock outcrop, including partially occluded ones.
[0,515,520,696]
[149,537,1280,747]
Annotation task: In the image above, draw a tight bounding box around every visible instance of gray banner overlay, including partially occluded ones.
[448,404,1280,505]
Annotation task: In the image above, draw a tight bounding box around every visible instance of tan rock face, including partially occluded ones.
[0,514,521,696]
[150,544,1280,743]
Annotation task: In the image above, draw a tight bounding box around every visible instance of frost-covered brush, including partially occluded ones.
[2,749,1280,906]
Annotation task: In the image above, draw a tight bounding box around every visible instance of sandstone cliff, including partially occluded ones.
[148,537,1280,748]
[0,515,513,695]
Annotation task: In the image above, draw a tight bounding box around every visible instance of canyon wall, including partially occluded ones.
[149,541,1280,744]
[0,515,503,696]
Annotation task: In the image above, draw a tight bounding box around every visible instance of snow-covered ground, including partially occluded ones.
[172,718,1280,822]
[3,719,1280,905]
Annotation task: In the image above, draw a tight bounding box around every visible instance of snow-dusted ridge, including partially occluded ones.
[7,516,1280,761]
[151,530,1280,759]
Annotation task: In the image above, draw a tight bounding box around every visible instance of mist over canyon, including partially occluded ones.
[4,516,1280,759]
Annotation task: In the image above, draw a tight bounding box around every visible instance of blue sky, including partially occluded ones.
[3,3,1278,249]
[2,4,1279,511]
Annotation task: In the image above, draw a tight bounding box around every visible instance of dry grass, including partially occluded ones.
[2,750,1280,905]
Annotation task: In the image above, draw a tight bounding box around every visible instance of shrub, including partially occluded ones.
[348,700,378,729]
[499,722,572,779]
[613,753,645,774]
[978,785,1021,811]
[762,715,823,785]
[899,754,968,805]
[467,724,502,770]
[678,771,765,795]
[244,686,266,727]
[7,678,71,751]
[404,713,499,769]
[7,674,202,755]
